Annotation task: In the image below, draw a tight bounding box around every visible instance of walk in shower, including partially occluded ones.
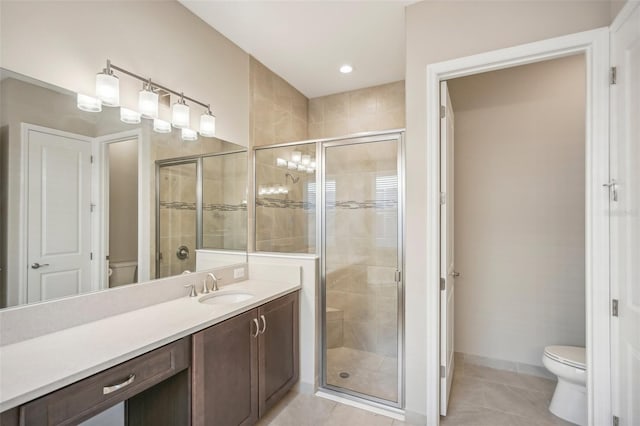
[156,150,247,278]
[254,131,404,407]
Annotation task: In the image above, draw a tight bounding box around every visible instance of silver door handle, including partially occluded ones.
[31,263,50,269]
[603,180,618,202]
[251,318,260,338]
[259,315,267,334]
[103,374,136,394]
[450,271,461,277]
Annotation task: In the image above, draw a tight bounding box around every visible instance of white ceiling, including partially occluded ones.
[179,1,411,99]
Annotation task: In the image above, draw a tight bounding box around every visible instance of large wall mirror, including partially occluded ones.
[0,69,248,309]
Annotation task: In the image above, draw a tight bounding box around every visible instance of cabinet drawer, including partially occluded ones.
[20,337,190,425]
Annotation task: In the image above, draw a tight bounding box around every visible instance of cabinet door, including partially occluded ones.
[258,291,299,417]
[192,309,259,426]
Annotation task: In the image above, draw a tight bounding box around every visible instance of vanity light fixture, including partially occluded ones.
[287,161,297,170]
[138,80,159,119]
[199,108,216,137]
[120,107,141,124]
[77,93,102,112]
[277,152,316,173]
[80,59,218,138]
[291,150,302,162]
[301,154,311,165]
[276,158,288,168]
[181,128,198,141]
[172,94,190,129]
[95,62,120,106]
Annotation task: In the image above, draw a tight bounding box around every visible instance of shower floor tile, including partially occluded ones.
[326,347,398,403]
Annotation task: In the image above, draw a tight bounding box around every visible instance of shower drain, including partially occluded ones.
[339,372,350,379]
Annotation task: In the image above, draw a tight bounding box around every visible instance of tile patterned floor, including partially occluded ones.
[258,357,575,425]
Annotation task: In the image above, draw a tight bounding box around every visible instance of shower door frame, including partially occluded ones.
[155,149,247,278]
[319,131,405,409]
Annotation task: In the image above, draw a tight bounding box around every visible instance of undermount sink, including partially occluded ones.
[199,291,254,305]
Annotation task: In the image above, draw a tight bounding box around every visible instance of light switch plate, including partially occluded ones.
[234,268,245,279]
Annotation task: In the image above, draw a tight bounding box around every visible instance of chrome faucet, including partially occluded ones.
[206,273,219,292]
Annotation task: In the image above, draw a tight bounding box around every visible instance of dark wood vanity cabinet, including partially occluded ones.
[192,291,299,426]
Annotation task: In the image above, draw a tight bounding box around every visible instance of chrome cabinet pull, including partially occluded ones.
[103,374,135,395]
[259,315,267,334]
[31,263,50,269]
[251,318,260,338]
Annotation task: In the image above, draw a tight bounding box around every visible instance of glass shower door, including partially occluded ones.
[156,160,198,278]
[322,134,403,406]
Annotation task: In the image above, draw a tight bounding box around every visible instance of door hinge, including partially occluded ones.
[440,365,446,378]
[90,252,93,260]
[613,415,619,426]
[90,203,96,212]
[440,192,446,205]
[90,155,94,164]
[610,67,617,85]
[440,277,445,291]
[612,299,619,317]
[395,270,402,283]
[440,105,446,119]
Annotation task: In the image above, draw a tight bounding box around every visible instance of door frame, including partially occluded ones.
[424,28,611,425]
[93,129,149,288]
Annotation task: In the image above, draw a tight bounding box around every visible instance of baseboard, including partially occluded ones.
[457,352,555,380]
[404,410,428,425]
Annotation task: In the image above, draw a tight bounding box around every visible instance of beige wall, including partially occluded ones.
[108,139,138,264]
[611,0,629,21]
[448,54,586,369]
[250,57,308,147]
[0,1,249,146]
[308,81,405,139]
[404,1,610,418]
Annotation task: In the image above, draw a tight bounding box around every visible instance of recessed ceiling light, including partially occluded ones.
[339,64,353,74]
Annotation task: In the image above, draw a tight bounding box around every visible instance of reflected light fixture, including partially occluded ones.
[77,93,102,112]
[120,107,141,124]
[199,107,216,137]
[301,154,311,165]
[287,161,297,170]
[339,64,353,74]
[182,128,198,141]
[276,158,288,168]
[291,151,302,162]
[153,118,171,133]
[138,80,159,119]
[95,61,120,106]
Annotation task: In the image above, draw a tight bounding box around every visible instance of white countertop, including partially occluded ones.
[0,279,300,412]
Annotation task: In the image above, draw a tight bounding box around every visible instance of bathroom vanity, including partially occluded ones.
[0,279,300,426]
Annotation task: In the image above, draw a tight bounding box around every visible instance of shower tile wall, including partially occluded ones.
[308,81,405,139]
[255,144,316,253]
[158,163,197,277]
[203,152,248,251]
[250,57,308,147]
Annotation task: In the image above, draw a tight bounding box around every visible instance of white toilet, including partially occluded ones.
[542,345,587,426]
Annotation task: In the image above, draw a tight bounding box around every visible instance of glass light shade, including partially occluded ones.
[276,158,287,167]
[301,154,311,165]
[172,102,190,128]
[291,150,302,162]
[138,89,159,119]
[95,72,119,106]
[297,164,306,172]
[120,108,141,124]
[287,161,297,170]
[77,93,102,112]
[258,185,267,195]
[153,119,171,133]
[199,113,216,137]
[306,167,314,173]
[181,128,198,141]
[310,160,316,168]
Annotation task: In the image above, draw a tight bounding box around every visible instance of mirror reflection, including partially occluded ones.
[0,69,248,309]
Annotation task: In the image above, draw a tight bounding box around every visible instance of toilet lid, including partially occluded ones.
[544,345,586,370]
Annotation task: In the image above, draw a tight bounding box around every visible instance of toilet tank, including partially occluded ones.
[109,260,138,287]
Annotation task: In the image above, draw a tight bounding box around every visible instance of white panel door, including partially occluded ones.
[26,126,93,303]
[440,81,456,416]
[611,4,640,425]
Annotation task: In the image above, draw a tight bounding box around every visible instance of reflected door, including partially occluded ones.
[157,161,198,278]
[26,126,93,303]
[322,134,403,406]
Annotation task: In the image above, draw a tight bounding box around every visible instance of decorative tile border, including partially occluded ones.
[255,197,397,210]
[159,201,247,212]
